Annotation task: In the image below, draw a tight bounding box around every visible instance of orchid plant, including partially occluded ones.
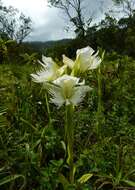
[31,46,102,188]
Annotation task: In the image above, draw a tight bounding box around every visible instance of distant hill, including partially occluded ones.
[24,39,72,52]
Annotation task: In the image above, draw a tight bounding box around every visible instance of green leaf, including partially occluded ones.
[73,165,76,178]
[97,181,113,190]
[0,166,5,172]
[122,179,135,187]
[61,140,66,152]
[78,173,93,184]
[5,40,15,44]
[125,169,135,178]
[0,175,25,190]
[20,117,37,131]
[59,173,70,190]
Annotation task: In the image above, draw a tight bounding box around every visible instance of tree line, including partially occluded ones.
[44,0,135,59]
[0,0,135,64]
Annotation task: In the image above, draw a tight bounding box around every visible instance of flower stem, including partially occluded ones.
[97,66,101,135]
[65,105,74,184]
[45,92,52,127]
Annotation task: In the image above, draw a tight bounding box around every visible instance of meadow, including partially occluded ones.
[0,50,135,190]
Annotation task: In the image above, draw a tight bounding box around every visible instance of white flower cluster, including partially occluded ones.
[31,46,101,107]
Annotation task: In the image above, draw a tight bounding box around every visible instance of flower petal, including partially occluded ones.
[89,55,101,70]
[57,65,67,76]
[53,74,80,87]
[63,54,75,69]
[49,85,65,107]
[42,55,55,68]
[70,86,92,105]
[76,46,94,59]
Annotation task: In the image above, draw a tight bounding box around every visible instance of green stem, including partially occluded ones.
[96,65,102,139]
[45,92,52,127]
[65,105,74,184]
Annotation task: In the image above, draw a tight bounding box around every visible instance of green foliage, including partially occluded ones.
[0,38,15,63]
[0,51,135,190]
[20,53,38,65]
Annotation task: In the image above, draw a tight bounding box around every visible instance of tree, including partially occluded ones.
[113,0,135,17]
[0,38,14,63]
[0,1,32,43]
[15,13,32,43]
[48,0,92,38]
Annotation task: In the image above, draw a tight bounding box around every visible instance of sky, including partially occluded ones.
[3,0,113,41]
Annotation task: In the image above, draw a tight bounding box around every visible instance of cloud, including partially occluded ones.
[3,0,113,41]
[27,7,75,41]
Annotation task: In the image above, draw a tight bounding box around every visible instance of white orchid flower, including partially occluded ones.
[63,46,101,75]
[75,46,101,72]
[31,56,67,84]
[48,74,91,107]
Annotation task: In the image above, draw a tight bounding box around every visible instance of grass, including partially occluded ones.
[0,54,135,189]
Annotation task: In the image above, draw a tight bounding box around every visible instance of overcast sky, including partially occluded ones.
[4,0,113,41]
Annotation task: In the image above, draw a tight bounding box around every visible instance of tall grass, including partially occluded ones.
[0,53,135,190]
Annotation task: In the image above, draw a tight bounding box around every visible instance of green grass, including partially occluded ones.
[0,54,135,190]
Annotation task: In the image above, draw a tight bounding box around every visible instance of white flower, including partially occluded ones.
[76,46,101,71]
[31,55,67,83]
[63,46,101,74]
[48,74,91,107]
